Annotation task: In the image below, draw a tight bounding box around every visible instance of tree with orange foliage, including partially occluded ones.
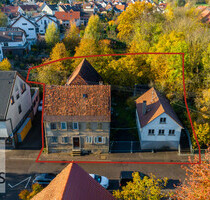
[173,148,210,200]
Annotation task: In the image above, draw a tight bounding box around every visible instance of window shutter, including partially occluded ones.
[94,137,97,144]
[102,137,106,144]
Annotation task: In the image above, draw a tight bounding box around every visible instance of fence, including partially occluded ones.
[109,141,152,153]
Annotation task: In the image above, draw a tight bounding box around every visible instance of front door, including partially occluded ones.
[73,137,80,149]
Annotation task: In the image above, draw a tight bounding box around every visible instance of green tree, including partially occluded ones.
[63,23,80,54]
[19,184,43,200]
[113,172,168,200]
[0,11,7,26]
[83,15,103,41]
[0,58,12,71]
[45,23,60,47]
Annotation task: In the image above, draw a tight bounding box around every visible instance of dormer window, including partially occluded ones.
[83,94,88,98]
[160,117,166,124]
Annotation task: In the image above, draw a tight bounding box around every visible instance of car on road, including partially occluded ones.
[38,100,43,112]
[119,171,148,187]
[32,173,56,187]
[89,174,109,189]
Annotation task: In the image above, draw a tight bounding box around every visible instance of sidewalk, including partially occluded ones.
[6,149,194,163]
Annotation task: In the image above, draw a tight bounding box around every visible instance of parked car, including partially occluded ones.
[89,174,109,189]
[119,171,148,187]
[32,173,56,187]
[38,100,43,112]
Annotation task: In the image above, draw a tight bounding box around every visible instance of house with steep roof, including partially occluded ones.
[10,15,37,44]
[0,71,32,147]
[18,5,39,17]
[32,163,114,200]
[66,59,103,85]
[135,87,183,150]
[42,4,58,15]
[44,59,111,155]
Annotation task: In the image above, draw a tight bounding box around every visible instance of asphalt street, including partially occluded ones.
[1,154,186,200]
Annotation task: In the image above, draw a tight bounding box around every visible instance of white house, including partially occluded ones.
[135,87,183,150]
[10,15,37,44]
[35,14,58,34]
[42,4,58,15]
[0,71,32,147]
[0,27,30,57]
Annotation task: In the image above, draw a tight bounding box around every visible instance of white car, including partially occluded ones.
[89,174,109,189]
[38,100,43,112]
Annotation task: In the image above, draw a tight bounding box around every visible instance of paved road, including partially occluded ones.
[1,153,186,200]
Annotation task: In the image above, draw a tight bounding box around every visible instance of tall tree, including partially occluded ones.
[113,172,168,200]
[63,23,80,54]
[37,42,71,85]
[173,148,210,200]
[45,23,60,47]
[0,58,12,71]
[83,14,103,41]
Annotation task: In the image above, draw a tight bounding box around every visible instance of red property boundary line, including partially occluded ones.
[26,52,201,165]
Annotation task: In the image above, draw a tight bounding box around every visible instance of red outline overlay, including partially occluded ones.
[26,52,201,165]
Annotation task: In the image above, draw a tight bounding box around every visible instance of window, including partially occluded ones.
[18,105,22,114]
[21,83,26,94]
[61,122,67,130]
[22,23,27,25]
[160,118,166,124]
[4,42,8,47]
[97,122,103,130]
[169,130,175,135]
[86,136,93,144]
[16,91,19,100]
[94,136,106,144]
[86,122,91,130]
[11,96,15,105]
[50,123,57,130]
[62,137,69,143]
[158,129,165,135]
[28,28,34,30]
[36,96,38,102]
[148,129,155,135]
[51,136,58,143]
[73,122,78,130]
[83,94,88,98]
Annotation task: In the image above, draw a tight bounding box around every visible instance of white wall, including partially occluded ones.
[137,112,182,150]
[11,17,37,42]
[42,5,55,15]
[0,122,7,137]
[5,75,32,137]
[36,16,57,34]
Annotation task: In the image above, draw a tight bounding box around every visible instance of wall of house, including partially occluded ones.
[0,122,8,137]
[44,121,110,153]
[11,17,37,42]
[37,17,57,34]
[31,87,39,116]
[42,6,55,15]
[137,112,182,150]
[5,75,32,137]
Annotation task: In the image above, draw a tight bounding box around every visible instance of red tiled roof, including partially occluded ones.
[1,6,19,14]
[115,4,126,11]
[66,59,103,85]
[200,8,210,19]
[55,11,80,21]
[44,85,111,122]
[32,163,115,200]
[136,87,183,128]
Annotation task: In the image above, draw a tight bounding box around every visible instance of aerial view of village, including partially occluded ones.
[0,0,209,199]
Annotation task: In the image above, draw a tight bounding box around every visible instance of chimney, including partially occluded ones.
[142,101,146,115]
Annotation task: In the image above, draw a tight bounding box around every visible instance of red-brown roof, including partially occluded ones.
[32,163,115,200]
[200,8,210,19]
[55,11,80,21]
[66,59,103,85]
[1,6,19,15]
[136,87,183,128]
[44,85,111,122]
[115,4,126,11]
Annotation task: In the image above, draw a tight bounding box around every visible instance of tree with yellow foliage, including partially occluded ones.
[0,58,12,71]
[113,172,168,200]
[19,184,43,200]
[45,23,60,47]
[37,42,71,85]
